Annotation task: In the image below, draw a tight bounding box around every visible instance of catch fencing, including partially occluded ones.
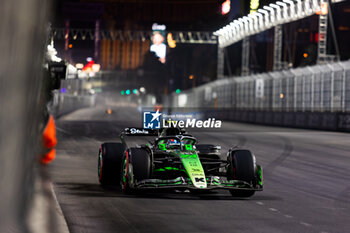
[165,60,350,131]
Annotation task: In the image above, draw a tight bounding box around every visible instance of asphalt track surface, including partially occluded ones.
[51,106,350,233]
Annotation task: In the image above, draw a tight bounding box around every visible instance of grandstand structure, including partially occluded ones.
[214,0,340,78]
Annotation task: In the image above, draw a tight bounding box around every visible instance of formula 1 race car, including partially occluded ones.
[97,127,263,197]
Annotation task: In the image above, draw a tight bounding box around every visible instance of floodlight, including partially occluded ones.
[238,18,248,35]
[248,13,259,32]
[270,4,281,10]
[258,9,270,26]
[303,0,312,14]
[254,12,264,29]
[263,6,275,23]
[243,16,253,34]
[276,1,287,7]
[314,0,320,13]
[214,0,322,47]
[295,0,303,17]
[270,4,282,22]
[283,0,296,19]
[276,1,288,20]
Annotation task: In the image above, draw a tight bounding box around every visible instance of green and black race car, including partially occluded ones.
[97,127,263,197]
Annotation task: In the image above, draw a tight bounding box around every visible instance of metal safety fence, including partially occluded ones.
[164,60,350,131]
[167,60,350,113]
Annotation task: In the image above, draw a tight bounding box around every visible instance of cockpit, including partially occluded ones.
[156,136,196,151]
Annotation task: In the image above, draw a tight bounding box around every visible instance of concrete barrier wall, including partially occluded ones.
[201,109,350,132]
[52,91,96,117]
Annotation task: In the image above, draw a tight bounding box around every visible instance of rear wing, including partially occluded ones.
[122,128,159,136]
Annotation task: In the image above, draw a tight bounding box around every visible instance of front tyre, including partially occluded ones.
[121,148,151,194]
[121,150,133,193]
[98,142,124,185]
[227,149,256,198]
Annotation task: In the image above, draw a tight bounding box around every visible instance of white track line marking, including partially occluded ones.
[300,222,312,227]
[254,202,314,230]
[51,183,70,233]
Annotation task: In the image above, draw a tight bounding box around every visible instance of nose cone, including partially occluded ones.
[192,176,207,189]
[179,152,207,188]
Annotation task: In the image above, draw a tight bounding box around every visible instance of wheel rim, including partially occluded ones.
[98,150,103,182]
[121,151,129,190]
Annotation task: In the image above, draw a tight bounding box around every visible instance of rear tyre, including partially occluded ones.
[227,149,256,198]
[121,148,151,194]
[98,142,124,185]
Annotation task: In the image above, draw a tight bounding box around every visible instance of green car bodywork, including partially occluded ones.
[156,138,207,188]
[123,135,263,191]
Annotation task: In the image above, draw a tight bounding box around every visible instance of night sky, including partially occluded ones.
[52,0,350,90]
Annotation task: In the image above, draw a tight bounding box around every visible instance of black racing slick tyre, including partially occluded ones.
[121,148,151,194]
[227,149,256,198]
[98,142,124,185]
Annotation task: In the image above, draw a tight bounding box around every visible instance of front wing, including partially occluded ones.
[133,176,263,191]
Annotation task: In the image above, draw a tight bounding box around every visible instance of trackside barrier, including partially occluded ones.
[52,91,96,117]
[52,78,157,117]
[164,60,350,131]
